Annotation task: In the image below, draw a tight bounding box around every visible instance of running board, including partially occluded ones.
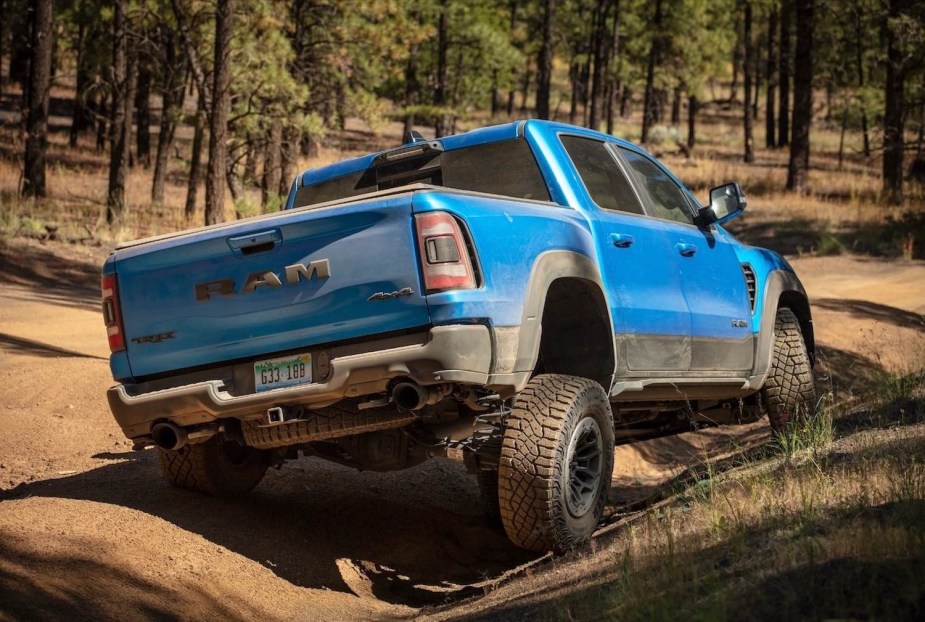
[610,377,752,400]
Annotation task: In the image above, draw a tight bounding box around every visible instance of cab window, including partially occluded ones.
[617,147,695,225]
[560,135,645,216]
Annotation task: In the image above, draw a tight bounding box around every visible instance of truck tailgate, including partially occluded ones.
[112,195,429,379]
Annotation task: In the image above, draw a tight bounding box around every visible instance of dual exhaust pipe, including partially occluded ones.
[153,381,450,449]
[151,422,219,451]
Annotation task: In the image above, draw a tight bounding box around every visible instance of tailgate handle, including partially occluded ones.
[227,230,281,257]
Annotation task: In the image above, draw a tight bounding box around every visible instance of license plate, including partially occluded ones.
[254,352,312,392]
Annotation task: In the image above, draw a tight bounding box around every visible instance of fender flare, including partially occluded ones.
[748,269,814,390]
[489,250,613,393]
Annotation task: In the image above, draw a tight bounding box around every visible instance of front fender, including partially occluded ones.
[747,268,814,390]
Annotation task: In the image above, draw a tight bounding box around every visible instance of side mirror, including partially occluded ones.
[696,182,747,227]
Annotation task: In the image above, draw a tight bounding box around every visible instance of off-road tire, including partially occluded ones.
[498,374,615,552]
[761,308,816,433]
[158,435,268,496]
[476,469,501,524]
[241,403,415,450]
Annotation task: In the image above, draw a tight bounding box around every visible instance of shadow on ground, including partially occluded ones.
[0,424,776,612]
[0,240,101,311]
[0,453,536,608]
[0,332,107,360]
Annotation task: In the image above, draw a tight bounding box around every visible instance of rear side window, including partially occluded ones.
[293,138,550,208]
[560,135,644,216]
[442,139,550,201]
[617,147,694,225]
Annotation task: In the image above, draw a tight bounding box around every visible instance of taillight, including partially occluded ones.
[101,274,125,352]
[414,212,477,293]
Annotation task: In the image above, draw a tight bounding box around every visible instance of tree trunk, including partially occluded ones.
[261,120,282,208]
[671,88,681,125]
[743,1,755,163]
[106,0,130,224]
[854,6,870,158]
[280,126,299,197]
[403,45,418,136]
[588,0,607,130]
[22,0,52,198]
[244,133,260,183]
[124,53,138,169]
[777,0,792,147]
[620,87,631,117]
[605,0,621,135]
[226,158,243,206]
[765,9,777,148]
[150,102,177,205]
[95,93,107,152]
[205,0,233,225]
[507,0,518,116]
[135,62,153,168]
[580,50,592,127]
[687,95,698,150]
[490,69,499,117]
[881,0,906,205]
[0,0,5,98]
[151,32,182,205]
[536,0,556,120]
[640,0,664,143]
[434,0,448,136]
[730,29,742,105]
[786,0,813,193]
[69,18,91,148]
[520,65,532,113]
[185,93,206,220]
[838,108,847,170]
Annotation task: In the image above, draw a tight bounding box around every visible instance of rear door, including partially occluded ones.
[560,135,692,372]
[614,147,754,372]
[114,195,430,378]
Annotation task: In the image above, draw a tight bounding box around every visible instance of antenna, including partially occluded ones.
[403,129,426,145]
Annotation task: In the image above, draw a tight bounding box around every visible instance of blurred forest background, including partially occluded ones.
[2,0,924,250]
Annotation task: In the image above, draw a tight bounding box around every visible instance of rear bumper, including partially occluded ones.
[107,325,491,439]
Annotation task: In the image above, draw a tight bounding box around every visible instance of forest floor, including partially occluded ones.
[0,233,922,621]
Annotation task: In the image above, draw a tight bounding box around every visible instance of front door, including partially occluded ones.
[560,135,692,372]
[614,146,754,372]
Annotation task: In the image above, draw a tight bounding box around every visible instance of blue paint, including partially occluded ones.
[106,120,806,382]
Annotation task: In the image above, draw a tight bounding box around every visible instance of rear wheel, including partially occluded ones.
[498,374,614,552]
[761,308,816,433]
[158,435,268,496]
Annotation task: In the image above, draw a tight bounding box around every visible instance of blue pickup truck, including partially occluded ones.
[101,120,815,552]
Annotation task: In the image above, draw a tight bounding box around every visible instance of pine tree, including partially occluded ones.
[22,0,53,198]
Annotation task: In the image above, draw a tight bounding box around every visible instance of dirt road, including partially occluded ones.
[1,238,922,621]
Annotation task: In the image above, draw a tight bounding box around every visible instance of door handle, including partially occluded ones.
[611,233,635,248]
[227,229,282,257]
[675,242,697,257]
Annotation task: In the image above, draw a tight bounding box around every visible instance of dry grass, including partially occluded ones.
[472,346,925,622]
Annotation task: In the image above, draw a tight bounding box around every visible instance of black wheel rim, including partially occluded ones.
[565,416,604,517]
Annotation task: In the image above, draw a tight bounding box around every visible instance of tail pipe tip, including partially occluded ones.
[151,422,220,451]
[151,422,189,451]
[392,382,453,411]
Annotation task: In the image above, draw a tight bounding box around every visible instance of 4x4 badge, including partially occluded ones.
[368,287,414,302]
